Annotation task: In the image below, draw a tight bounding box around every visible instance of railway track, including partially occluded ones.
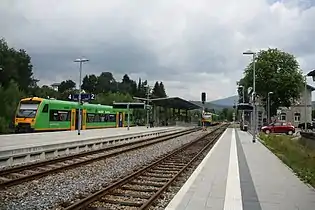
[62,124,227,210]
[0,127,202,189]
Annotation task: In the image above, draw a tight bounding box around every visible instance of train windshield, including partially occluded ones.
[16,101,41,118]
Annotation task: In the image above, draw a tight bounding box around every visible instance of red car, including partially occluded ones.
[261,122,295,135]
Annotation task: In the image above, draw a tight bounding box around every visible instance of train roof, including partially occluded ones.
[21,97,114,109]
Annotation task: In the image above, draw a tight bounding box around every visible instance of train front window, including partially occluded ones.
[16,101,40,118]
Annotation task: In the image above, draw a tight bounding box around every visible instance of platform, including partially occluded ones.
[166,128,315,210]
[0,126,184,167]
[0,126,179,151]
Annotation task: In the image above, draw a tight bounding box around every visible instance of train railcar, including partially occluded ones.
[201,112,213,126]
[14,97,134,133]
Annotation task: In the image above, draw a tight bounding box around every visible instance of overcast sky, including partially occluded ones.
[1,0,315,101]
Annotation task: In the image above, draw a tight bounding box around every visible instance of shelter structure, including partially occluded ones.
[134,96,202,126]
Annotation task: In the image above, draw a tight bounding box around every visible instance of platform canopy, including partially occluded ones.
[134,97,202,110]
[237,103,253,111]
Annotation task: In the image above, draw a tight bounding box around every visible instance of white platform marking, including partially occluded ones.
[223,129,243,210]
[165,128,229,210]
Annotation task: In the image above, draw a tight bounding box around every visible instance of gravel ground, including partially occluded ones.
[0,129,182,171]
[0,130,207,210]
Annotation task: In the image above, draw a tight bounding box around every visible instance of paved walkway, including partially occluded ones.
[166,128,315,210]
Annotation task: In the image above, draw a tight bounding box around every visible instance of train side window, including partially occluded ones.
[87,113,95,122]
[49,110,70,121]
[42,104,49,113]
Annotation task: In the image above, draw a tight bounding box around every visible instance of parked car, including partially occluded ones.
[261,122,295,135]
[297,122,315,130]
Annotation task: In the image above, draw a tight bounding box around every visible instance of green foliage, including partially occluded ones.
[152,81,167,98]
[0,81,25,133]
[217,107,235,121]
[260,134,315,187]
[94,92,134,105]
[240,48,304,116]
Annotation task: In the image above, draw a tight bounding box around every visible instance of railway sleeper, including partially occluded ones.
[130,180,165,187]
[10,172,27,178]
[149,169,177,174]
[99,197,143,207]
[154,166,181,171]
[160,163,185,168]
[138,176,170,182]
[143,173,173,178]
[121,185,158,192]
[0,176,11,182]
[111,191,152,199]
[24,170,38,174]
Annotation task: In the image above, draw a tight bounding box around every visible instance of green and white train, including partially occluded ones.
[14,97,134,133]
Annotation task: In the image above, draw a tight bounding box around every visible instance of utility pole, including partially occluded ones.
[146,86,150,128]
[74,58,89,135]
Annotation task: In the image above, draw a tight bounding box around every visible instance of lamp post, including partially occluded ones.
[74,58,89,135]
[304,75,308,131]
[239,85,245,128]
[243,50,256,143]
[146,85,151,128]
[268,92,273,124]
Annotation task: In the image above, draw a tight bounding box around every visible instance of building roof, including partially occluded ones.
[51,83,61,87]
[237,103,253,111]
[149,97,202,110]
[307,84,315,91]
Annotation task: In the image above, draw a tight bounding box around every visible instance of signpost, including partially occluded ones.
[112,102,146,130]
[68,93,95,102]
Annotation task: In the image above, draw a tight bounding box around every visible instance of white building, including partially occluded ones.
[247,85,315,128]
[51,83,60,91]
[276,85,315,127]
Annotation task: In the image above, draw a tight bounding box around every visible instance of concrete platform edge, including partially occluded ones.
[165,128,229,210]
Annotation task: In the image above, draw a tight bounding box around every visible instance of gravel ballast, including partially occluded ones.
[0,130,206,210]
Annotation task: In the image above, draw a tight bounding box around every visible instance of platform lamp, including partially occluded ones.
[267,92,273,124]
[74,58,89,135]
[243,50,257,143]
[201,92,206,130]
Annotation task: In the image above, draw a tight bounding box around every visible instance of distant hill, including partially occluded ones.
[210,95,239,107]
[189,95,238,111]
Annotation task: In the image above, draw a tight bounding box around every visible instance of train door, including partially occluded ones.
[75,109,83,130]
[116,112,124,127]
[82,109,87,130]
[70,109,76,130]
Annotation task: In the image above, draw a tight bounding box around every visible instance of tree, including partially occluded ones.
[82,74,98,93]
[58,80,76,93]
[241,48,304,116]
[159,82,167,97]
[152,81,167,98]
[151,82,160,98]
[0,81,25,133]
[0,39,37,92]
[119,74,137,95]
[96,72,116,93]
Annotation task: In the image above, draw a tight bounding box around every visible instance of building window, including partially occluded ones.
[294,113,301,122]
[280,113,286,121]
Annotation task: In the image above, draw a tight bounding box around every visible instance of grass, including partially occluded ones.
[259,133,315,187]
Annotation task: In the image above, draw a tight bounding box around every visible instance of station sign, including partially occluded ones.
[68,93,95,102]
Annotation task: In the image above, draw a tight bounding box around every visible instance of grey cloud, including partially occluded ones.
[1,0,315,101]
